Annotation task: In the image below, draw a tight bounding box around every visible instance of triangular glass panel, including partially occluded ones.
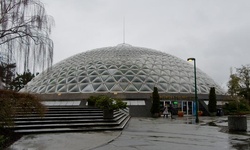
[79,83,88,91]
[105,76,116,83]
[93,77,102,83]
[67,77,77,83]
[114,71,123,75]
[126,75,134,81]
[98,69,106,74]
[78,72,87,76]
[180,86,189,93]
[87,65,96,70]
[47,85,56,93]
[78,77,86,82]
[111,84,123,91]
[48,79,57,84]
[119,82,129,90]
[108,69,117,75]
[155,85,165,92]
[133,83,142,90]
[59,71,67,76]
[125,70,135,75]
[138,71,147,75]
[68,84,79,92]
[98,66,107,69]
[146,83,155,90]
[56,85,67,92]
[82,84,94,92]
[101,70,109,75]
[38,86,46,93]
[105,83,115,90]
[200,85,208,93]
[101,75,109,81]
[159,83,169,91]
[132,77,143,83]
[108,65,117,69]
[131,69,139,75]
[58,78,66,84]
[92,83,102,90]
[158,77,167,83]
[138,75,146,82]
[119,65,129,69]
[31,87,38,93]
[67,71,75,76]
[169,84,180,93]
[125,84,138,92]
[96,84,108,92]
[142,69,151,74]
[119,70,126,75]
[140,84,152,92]
[145,77,155,83]
[130,65,139,69]
[114,75,122,82]
[89,71,98,76]
[119,77,129,83]
[89,76,96,82]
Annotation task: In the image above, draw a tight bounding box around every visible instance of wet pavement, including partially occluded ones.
[7,116,250,150]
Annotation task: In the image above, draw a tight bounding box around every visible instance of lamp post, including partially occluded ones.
[187,58,199,123]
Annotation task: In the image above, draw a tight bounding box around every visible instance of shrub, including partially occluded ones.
[223,98,250,115]
[0,89,46,127]
[93,95,127,111]
[87,96,98,106]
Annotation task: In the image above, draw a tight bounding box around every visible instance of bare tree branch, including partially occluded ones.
[0,0,54,75]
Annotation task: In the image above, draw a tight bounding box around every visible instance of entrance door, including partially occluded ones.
[187,101,193,115]
[182,101,193,115]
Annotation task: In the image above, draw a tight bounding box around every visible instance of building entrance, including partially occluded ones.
[182,101,193,115]
[160,100,193,116]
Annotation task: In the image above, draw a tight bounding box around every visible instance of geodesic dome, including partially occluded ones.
[20,43,224,95]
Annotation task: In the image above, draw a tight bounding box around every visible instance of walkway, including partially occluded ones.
[7,116,250,150]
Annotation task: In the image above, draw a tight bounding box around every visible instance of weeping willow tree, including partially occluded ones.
[0,0,54,87]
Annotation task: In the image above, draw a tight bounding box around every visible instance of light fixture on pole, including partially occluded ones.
[187,58,199,123]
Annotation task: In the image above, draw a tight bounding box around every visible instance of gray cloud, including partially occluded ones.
[42,0,250,91]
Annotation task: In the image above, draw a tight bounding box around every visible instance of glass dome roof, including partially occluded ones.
[21,44,224,95]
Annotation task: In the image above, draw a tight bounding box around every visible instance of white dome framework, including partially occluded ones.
[21,44,224,95]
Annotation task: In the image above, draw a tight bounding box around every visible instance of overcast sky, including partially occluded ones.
[41,0,250,90]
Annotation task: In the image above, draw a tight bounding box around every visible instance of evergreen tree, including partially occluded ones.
[10,70,37,91]
[208,87,217,113]
[150,87,160,115]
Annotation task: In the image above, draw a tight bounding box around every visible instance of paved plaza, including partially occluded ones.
[7,116,250,150]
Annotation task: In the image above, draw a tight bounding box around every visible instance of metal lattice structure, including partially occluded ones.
[20,44,224,95]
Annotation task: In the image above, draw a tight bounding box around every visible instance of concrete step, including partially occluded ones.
[14,115,131,134]
[14,113,124,125]
[9,106,130,134]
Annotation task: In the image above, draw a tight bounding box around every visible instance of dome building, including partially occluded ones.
[21,44,226,116]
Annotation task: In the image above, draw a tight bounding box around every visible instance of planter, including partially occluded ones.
[103,109,114,119]
[228,115,247,131]
[178,111,184,117]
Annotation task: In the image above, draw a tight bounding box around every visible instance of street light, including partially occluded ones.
[187,58,199,123]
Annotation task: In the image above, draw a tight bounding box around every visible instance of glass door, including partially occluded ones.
[182,101,193,115]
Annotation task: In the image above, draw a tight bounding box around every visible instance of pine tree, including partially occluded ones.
[208,87,217,113]
[150,87,160,115]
